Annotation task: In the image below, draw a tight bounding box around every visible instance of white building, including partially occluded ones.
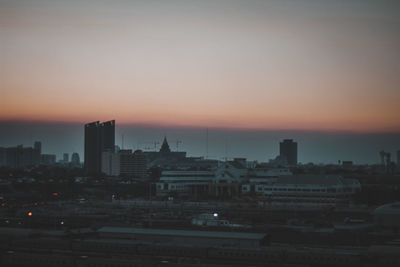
[248,174,360,205]
[156,170,215,196]
[241,168,292,194]
[155,158,297,198]
[101,151,120,176]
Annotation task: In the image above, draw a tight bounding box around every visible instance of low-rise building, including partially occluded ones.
[250,174,360,205]
[101,149,147,178]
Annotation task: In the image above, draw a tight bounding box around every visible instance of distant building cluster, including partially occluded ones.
[0,141,81,169]
[84,120,218,178]
[0,141,42,168]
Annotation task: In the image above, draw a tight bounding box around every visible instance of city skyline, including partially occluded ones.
[1,0,400,132]
[0,120,399,165]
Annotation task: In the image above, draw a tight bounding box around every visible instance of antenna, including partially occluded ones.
[122,134,124,149]
[154,141,159,151]
[206,128,209,159]
[224,137,228,162]
[176,140,182,152]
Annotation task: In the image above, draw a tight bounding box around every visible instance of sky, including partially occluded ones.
[0,0,400,163]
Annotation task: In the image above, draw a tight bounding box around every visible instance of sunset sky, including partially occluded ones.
[1,0,400,132]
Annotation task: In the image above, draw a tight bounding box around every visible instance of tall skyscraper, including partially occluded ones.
[84,120,115,174]
[397,150,400,166]
[280,139,298,165]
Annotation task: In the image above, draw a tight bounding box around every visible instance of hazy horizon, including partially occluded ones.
[0,120,399,165]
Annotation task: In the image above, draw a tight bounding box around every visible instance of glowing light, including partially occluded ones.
[28,211,32,216]
[213,213,218,217]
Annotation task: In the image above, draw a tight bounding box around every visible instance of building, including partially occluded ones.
[159,137,171,153]
[34,141,41,155]
[156,170,215,197]
[84,120,115,174]
[71,152,81,167]
[241,168,292,194]
[252,174,360,206]
[397,150,400,166]
[373,202,400,229]
[0,142,41,168]
[156,159,249,198]
[144,137,187,168]
[101,149,147,178]
[279,139,297,165]
[63,153,69,163]
[131,150,147,179]
[0,147,5,167]
[41,154,56,165]
[101,150,120,176]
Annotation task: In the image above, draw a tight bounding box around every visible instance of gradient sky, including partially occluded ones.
[1,0,400,132]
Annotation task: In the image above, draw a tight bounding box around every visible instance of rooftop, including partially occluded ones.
[276,175,344,186]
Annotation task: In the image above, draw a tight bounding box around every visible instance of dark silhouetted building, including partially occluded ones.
[132,149,147,179]
[397,150,400,166]
[144,137,186,168]
[84,120,115,174]
[102,149,147,178]
[71,152,81,167]
[280,139,297,165]
[34,141,41,154]
[63,153,69,163]
[119,149,147,178]
[160,136,171,153]
[41,154,56,165]
[0,147,5,167]
[0,141,42,168]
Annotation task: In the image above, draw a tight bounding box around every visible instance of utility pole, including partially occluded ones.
[176,140,182,152]
[153,141,159,151]
[206,128,209,159]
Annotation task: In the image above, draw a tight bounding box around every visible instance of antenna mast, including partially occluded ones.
[206,128,209,159]
[176,140,182,152]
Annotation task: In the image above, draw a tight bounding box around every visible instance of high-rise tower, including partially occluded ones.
[279,139,298,165]
[84,120,115,174]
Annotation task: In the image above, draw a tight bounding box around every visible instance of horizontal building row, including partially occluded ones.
[156,159,360,205]
[0,142,63,168]
[0,142,81,168]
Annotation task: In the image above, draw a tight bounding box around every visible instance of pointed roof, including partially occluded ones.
[159,136,171,153]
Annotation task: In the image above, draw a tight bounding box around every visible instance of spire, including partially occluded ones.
[160,136,171,153]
